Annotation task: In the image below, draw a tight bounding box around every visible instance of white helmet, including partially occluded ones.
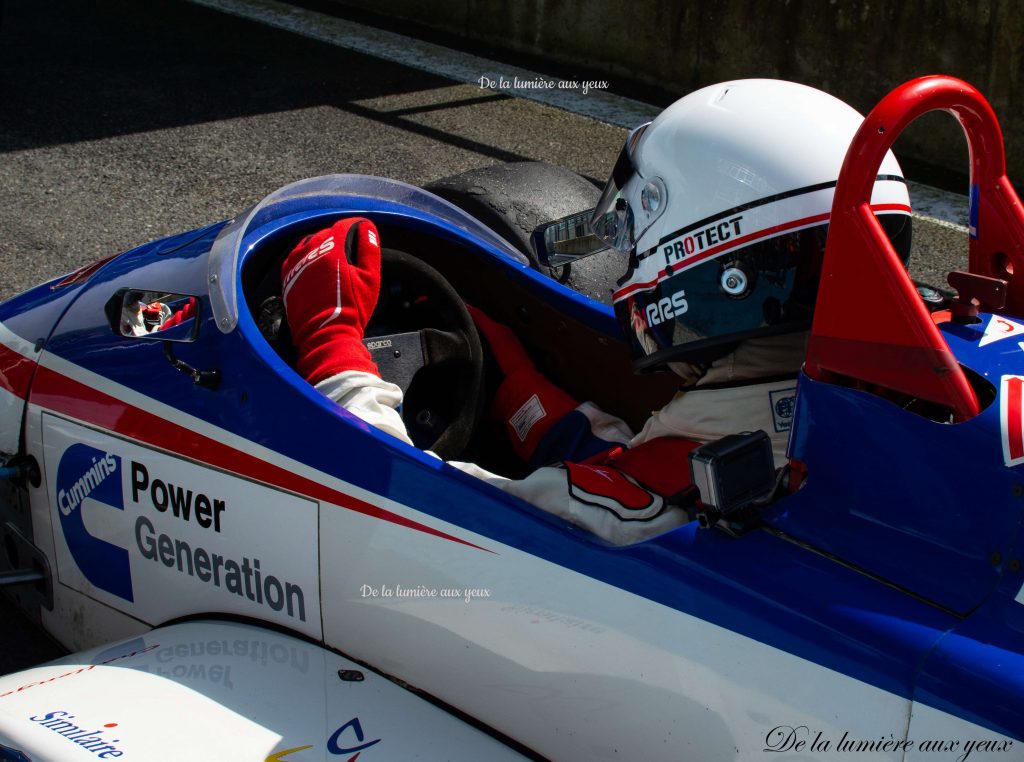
[590,79,912,370]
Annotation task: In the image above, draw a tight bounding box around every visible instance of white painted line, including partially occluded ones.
[908,181,968,231]
[186,0,659,127]
[185,0,969,229]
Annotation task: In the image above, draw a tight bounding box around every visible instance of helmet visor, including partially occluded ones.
[590,122,655,253]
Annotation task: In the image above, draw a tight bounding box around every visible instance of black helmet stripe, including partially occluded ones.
[648,174,907,254]
[614,200,910,303]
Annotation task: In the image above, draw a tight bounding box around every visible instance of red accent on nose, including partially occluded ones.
[103,723,118,728]
[1007,377,1024,462]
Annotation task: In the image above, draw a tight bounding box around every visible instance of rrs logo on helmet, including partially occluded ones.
[56,444,133,602]
[645,290,688,327]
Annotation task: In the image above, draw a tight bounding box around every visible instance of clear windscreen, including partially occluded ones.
[207,175,525,333]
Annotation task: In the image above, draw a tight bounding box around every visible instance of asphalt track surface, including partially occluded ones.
[0,0,973,673]
[0,0,628,304]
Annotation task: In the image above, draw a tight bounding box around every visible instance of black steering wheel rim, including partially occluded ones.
[362,248,484,460]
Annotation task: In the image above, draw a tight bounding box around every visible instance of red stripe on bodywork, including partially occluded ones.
[1007,376,1024,462]
[0,343,36,398]
[31,365,493,553]
[50,253,120,291]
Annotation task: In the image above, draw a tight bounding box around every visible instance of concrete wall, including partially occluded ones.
[336,0,1024,185]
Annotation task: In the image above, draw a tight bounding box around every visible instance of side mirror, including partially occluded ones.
[532,209,610,267]
[113,290,200,343]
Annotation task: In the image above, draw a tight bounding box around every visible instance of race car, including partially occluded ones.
[0,75,1022,760]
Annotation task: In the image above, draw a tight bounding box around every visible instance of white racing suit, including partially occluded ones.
[317,333,805,545]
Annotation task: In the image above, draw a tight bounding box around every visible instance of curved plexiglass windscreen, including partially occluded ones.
[207,174,524,333]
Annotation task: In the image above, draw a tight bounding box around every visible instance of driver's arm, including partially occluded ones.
[314,370,414,446]
[282,217,414,447]
[281,219,689,545]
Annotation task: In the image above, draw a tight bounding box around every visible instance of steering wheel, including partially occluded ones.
[361,248,484,459]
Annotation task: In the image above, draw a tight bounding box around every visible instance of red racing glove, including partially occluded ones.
[141,302,168,327]
[467,305,579,462]
[156,298,196,331]
[282,217,382,385]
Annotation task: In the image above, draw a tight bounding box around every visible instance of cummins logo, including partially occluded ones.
[55,444,133,602]
[47,418,321,638]
[55,441,310,623]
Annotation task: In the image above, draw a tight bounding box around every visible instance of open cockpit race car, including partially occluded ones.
[1,76,1023,760]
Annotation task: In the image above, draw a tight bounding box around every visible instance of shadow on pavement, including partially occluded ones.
[0,0,528,163]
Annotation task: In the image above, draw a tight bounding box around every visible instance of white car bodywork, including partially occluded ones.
[0,620,527,761]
